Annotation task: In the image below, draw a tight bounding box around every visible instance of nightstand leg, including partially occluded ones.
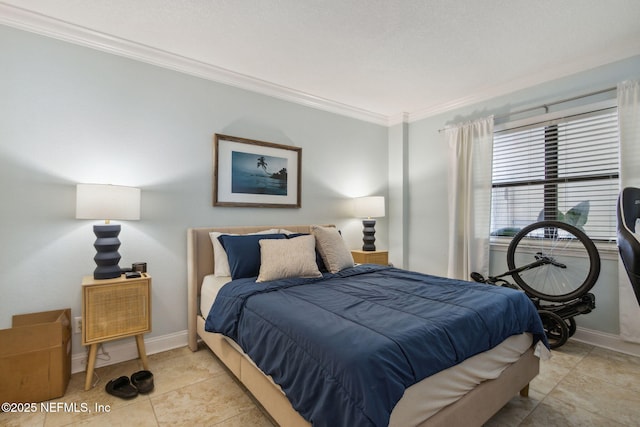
[135,334,149,370]
[84,344,98,391]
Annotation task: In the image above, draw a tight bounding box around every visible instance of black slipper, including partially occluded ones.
[131,370,154,394]
[105,376,138,399]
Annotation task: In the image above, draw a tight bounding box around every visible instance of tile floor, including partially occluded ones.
[1,340,639,426]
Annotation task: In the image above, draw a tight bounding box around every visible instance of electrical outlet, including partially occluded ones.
[74,316,82,334]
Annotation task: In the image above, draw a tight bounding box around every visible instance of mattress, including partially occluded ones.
[200,274,534,425]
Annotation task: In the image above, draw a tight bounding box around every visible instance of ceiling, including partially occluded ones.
[2,1,640,124]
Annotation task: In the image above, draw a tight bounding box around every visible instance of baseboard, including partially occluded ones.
[71,330,189,374]
[572,327,640,357]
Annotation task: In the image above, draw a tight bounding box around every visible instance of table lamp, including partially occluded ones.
[353,196,385,251]
[76,184,141,279]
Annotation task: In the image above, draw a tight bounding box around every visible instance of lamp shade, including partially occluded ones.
[353,196,385,219]
[76,184,140,221]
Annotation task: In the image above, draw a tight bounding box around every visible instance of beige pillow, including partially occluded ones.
[257,235,323,282]
[311,225,354,273]
[209,229,279,277]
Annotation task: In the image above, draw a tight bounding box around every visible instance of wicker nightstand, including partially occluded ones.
[351,250,389,266]
[81,274,152,390]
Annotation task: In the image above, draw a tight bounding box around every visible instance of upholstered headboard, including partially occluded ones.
[186,225,334,350]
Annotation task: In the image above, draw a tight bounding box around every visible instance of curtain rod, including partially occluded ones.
[438,86,616,133]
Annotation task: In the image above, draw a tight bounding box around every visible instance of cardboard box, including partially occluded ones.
[0,309,71,403]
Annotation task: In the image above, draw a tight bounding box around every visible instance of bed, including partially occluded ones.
[187,225,547,427]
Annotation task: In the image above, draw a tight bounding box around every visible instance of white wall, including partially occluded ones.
[405,55,640,335]
[0,25,388,357]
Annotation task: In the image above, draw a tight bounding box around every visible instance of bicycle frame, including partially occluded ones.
[471,257,595,349]
[481,252,566,285]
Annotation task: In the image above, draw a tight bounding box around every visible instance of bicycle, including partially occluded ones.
[471,220,600,349]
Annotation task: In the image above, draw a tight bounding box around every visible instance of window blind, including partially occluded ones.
[491,106,619,242]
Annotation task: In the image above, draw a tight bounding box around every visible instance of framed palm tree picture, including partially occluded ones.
[213,134,301,208]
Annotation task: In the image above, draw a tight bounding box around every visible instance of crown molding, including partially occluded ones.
[407,43,640,124]
[0,3,389,126]
[3,3,638,128]
[386,112,410,126]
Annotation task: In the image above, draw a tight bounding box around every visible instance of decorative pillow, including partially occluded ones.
[311,225,354,273]
[209,229,279,276]
[257,235,323,282]
[217,233,286,279]
[285,233,327,272]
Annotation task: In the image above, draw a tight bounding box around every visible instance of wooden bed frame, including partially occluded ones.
[187,225,540,427]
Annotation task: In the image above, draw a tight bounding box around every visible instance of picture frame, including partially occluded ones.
[213,134,302,208]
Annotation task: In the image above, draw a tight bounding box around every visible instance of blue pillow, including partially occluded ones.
[218,233,286,279]
[286,233,327,272]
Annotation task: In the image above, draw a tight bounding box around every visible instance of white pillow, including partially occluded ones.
[311,225,354,273]
[209,229,279,277]
[257,235,323,282]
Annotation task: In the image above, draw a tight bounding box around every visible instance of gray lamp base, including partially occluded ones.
[93,224,122,279]
[362,219,377,251]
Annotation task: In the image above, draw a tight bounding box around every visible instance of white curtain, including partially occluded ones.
[446,116,494,280]
[618,80,640,343]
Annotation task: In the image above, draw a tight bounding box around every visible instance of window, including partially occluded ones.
[490,101,619,242]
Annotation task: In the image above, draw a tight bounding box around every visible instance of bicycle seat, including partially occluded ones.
[617,187,640,306]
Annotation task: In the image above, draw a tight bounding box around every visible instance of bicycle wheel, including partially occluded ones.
[507,221,600,302]
[565,317,577,337]
[538,310,569,349]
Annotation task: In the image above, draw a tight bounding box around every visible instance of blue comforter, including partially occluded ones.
[205,265,547,427]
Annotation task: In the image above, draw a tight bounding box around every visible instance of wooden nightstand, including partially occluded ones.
[351,250,389,266]
[82,273,152,390]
